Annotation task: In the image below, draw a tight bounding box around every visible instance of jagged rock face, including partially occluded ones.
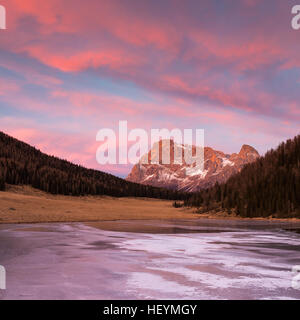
[126,140,259,192]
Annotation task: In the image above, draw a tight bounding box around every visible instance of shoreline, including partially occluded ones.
[186,211,300,223]
[1,210,299,226]
[0,186,299,225]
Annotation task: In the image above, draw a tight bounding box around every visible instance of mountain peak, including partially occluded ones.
[127,142,260,192]
[239,145,259,159]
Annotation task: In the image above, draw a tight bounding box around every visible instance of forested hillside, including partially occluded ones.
[1,130,299,218]
[0,131,185,200]
[185,135,300,218]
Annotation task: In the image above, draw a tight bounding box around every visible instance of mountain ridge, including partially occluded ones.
[185,134,300,218]
[127,140,259,192]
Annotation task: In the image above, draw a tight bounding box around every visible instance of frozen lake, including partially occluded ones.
[0,219,300,300]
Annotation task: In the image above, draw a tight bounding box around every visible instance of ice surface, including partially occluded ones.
[0,219,300,300]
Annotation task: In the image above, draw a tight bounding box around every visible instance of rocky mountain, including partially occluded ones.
[126,140,259,192]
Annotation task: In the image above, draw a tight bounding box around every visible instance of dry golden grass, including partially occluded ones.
[0,185,198,224]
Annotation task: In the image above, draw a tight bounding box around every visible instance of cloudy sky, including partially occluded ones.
[0,0,299,177]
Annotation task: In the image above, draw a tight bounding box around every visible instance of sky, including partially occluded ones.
[0,0,299,177]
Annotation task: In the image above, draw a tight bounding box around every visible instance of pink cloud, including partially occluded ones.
[0,0,299,177]
[0,0,298,120]
[23,46,145,73]
[0,77,20,95]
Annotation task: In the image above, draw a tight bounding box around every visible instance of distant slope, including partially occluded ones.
[0,131,185,200]
[185,135,300,218]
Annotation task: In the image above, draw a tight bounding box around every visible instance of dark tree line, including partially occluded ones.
[0,131,187,200]
[184,135,300,218]
[2,130,299,218]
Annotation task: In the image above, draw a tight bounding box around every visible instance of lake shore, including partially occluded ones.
[0,185,299,225]
[0,185,198,224]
